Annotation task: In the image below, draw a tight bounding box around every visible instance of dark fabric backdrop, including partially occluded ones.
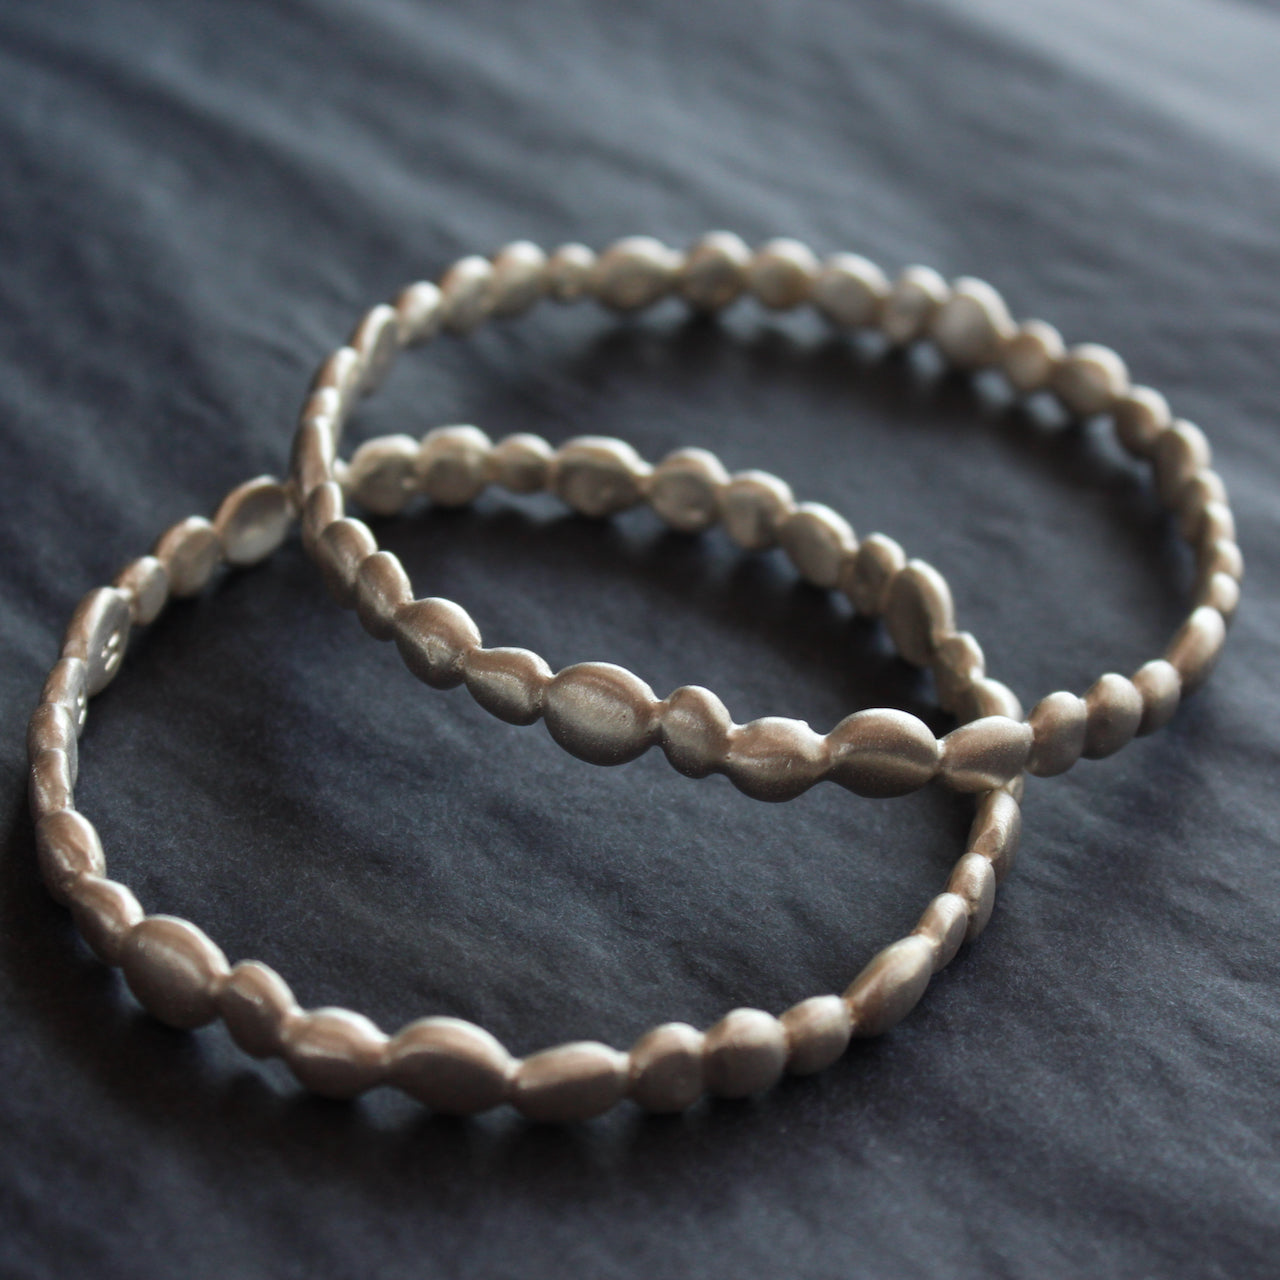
[1,2,1277,1277]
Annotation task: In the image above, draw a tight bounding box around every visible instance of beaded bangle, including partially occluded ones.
[28,460,1020,1120]
[291,233,1241,790]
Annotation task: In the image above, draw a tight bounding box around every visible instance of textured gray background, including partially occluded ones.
[1,1,1278,1277]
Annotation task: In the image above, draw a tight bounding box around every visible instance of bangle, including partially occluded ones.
[291,233,1241,788]
[28,458,1019,1121]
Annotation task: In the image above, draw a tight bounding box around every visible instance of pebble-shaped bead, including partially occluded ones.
[1166,605,1226,692]
[913,892,970,971]
[938,716,1032,792]
[841,533,906,616]
[660,685,735,778]
[546,243,596,303]
[311,346,362,418]
[628,1023,706,1113]
[722,717,829,802]
[218,960,299,1059]
[884,559,956,667]
[778,502,856,589]
[1112,386,1171,459]
[966,788,1022,883]
[590,236,680,311]
[29,748,73,818]
[1194,501,1236,554]
[290,416,336,504]
[34,810,104,902]
[961,676,1024,723]
[62,586,131,696]
[932,632,986,716]
[387,1017,515,1114]
[489,240,548,318]
[67,876,143,966]
[486,433,554,494]
[464,646,552,725]
[1025,690,1088,777]
[42,657,88,735]
[1199,537,1244,584]
[880,265,950,345]
[316,517,377,609]
[282,1008,389,1099]
[301,480,344,555]
[543,662,659,765]
[647,447,730,533]
[703,1008,789,1098]
[154,517,222,598]
[1052,343,1130,416]
[812,252,888,327]
[999,319,1065,393]
[845,935,935,1037]
[826,708,939,798]
[28,702,79,779]
[354,551,413,641]
[347,435,420,515]
[394,280,444,347]
[120,915,229,1029]
[1175,470,1229,542]
[416,425,493,507]
[1154,420,1213,509]
[114,555,169,625]
[746,238,819,309]
[394,597,482,690]
[780,995,852,1075]
[1197,571,1240,621]
[349,303,400,394]
[440,255,495,335]
[947,853,997,941]
[1132,659,1182,736]
[213,477,291,567]
[1082,672,1144,759]
[719,470,795,551]
[553,436,650,517]
[929,277,1014,368]
[512,1042,631,1122]
[678,231,751,310]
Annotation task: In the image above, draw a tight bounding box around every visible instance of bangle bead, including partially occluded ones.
[35,809,104,902]
[648,447,730,533]
[1133,660,1182,736]
[780,996,853,1075]
[114,555,169,625]
[440,255,495,335]
[846,936,936,1037]
[1025,691,1088,778]
[119,916,229,1030]
[347,435,420,515]
[946,853,997,941]
[1000,319,1065,393]
[214,477,291,567]
[812,252,888,328]
[929,277,1014,368]
[779,502,857,589]
[218,961,300,1059]
[1113,386,1172,458]
[546,243,596,303]
[154,516,222,598]
[463,646,552,726]
[1052,343,1129,415]
[348,303,400,394]
[1166,605,1227,691]
[489,240,548,318]
[42,657,88,734]
[703,1008,789,1097]
[746,238,819,310]
[1081,673,1144,759]
[884,560,956,667]
[913,893,970,971]
[416,425,492,507]
[486,432,554,494]
[282,1008,389,1099]
[63,587,131,695]
[966,789,1022,884]
[842,533,907,616]
[67,876,143,966]
[628,1023,706,1113]
[720,470,795,550]
[553,436,650,517]
[512,1043,631,1122]
[386,1017,515,1115]
[880,265,949,344]
[543,662,660,766]
[590,236,679,312]
[678,231,751,311]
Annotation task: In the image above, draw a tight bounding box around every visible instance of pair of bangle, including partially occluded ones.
[28,232,1241,1122]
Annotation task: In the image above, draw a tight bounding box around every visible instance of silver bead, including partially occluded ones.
[719,470,795,550]
[1165,605,1226,692]
[1000,319,1065,393]
[486,433,554,494]
[282,1008,388,1099]
[780,995,852,1075]
[884,559,956,667]
[348,303,400,395]
[113,555,169,625]
[1174,470,1229,542]
[511,1042,630,1122]
[745,238,819,309]
[440,255,494,335]
[394,597,482,689]
[932,632,986,716]
[120,915,229,1029]
[947,853,996,941]
[966,788,1022,884]
[545,243,596,303]
[960,676,1025,722]
[1197,570,1240,621]
[678,231,751,310]
[62,586,131,696]
[702,1008,788,1097]
[553,436,650,517]
[912,893,970,971]
[394,280,444,347]
[218,960,299,1059]
[1199,537,1244,584]
[301,480,344,555]
[29,748,73,818]
[647,447,729,533]
[660,684,734,778]
[213,477,291,567]
[627,1022,706,1113]
[489,240,548,318]
[1052,343,1130,416]
[938,716,1032,791]
[826,708,940,798]
[1132,659,1181,736]
[311,346,362,418]
[346,435,420,516]
[590,236,679,311]
[154,516,222,598]
[387,1016,515,1114]
[1025,690,1087,777]
[723,716,829,802]
[778,502,856,589]
[841,532,906,615]
[929,277,1014,368]
[416,425,493,507]
[845,935,935,1037]
[42,657,88,735]
[811,252,888,328]
[289,416,336,505]
[880,265,950,345]
[315,517,377,609]
[354,551,413,641]
[1154,420,1213,508]
[28,701,79,779]
[67,875,143,966]
[1112,385,1171,458]
[34,809,104,903]
[464,646,552,725]
[1082,672,1144,759]
[543,662,660,765]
